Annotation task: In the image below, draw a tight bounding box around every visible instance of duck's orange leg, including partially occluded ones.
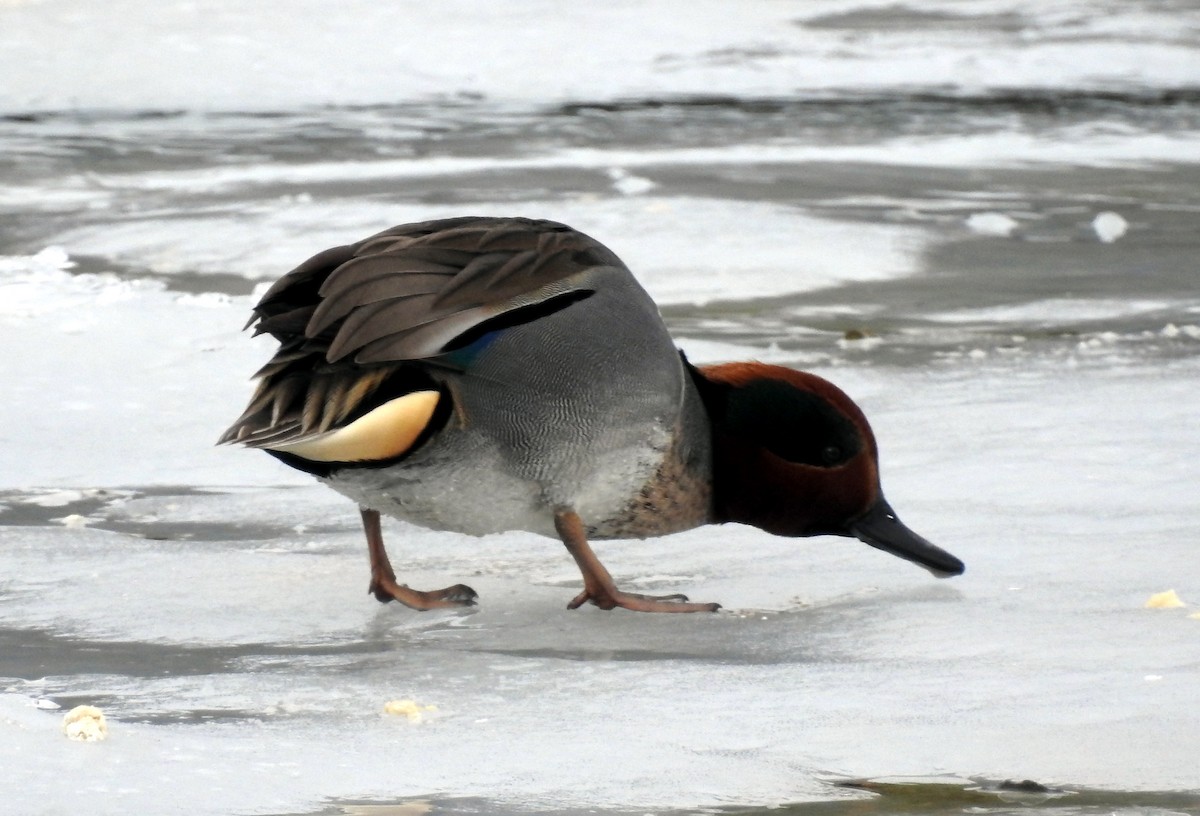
[361,507,477,610]
[554,509,720,613]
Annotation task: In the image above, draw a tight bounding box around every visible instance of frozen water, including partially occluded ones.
[2,2,1200,815]
[3,0,1199,112]
[2,357,1198,816]
[44,197,922,306]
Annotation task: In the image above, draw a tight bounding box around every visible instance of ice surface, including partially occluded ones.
[46,197,922,305]
[2,234,1198,813]
[0,261,288,487]
[2,355,1198,816]
[3,0,1199,113]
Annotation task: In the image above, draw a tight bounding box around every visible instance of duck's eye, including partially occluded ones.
[821,445,842,465]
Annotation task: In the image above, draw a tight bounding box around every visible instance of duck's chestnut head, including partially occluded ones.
[691,361,964,577]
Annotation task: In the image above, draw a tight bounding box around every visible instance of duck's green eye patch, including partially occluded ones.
[723,380,861,467]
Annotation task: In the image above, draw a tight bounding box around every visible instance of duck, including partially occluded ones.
[219,216,964,613]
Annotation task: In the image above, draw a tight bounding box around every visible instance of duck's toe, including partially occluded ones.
[567,587,721,613]
[437,583,480,605]
[369,577,478,610]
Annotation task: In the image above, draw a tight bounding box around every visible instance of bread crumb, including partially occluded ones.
[62,705,108,741]
[1144,589,1186,609]
[383,699,437,722]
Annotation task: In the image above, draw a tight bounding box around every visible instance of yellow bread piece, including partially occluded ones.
[383,699,438,722]
[1144,589,1186,609]
[62,705,108,742]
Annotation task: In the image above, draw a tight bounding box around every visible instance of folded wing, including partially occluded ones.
[219,217,621,453]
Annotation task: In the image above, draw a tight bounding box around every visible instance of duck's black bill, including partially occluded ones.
[848,497,965,577]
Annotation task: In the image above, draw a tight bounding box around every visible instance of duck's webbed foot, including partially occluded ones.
[368,574,478,609]
[565,586,719,613]
[361,507,477,611]
[554,510,721,614]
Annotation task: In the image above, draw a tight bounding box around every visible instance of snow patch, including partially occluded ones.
[1092,211,1129,243]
